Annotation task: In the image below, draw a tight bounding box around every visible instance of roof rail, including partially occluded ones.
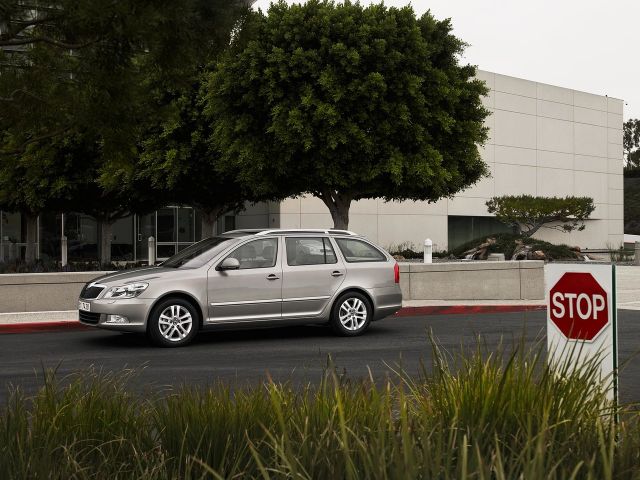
[254,228,358,236]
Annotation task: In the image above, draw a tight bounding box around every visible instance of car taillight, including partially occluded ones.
[394,262,400,284]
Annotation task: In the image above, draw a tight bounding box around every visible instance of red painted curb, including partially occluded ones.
[0,321,88,335]
[0,304,547,335]
[393,304,546,317]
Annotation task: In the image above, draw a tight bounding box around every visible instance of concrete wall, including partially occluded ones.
[257,70,624,251]
[399,261,544,301]
[0,272,108,313]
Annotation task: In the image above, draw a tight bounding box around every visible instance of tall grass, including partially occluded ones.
[1,340,639,479]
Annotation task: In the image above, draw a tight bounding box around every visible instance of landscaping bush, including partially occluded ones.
[1,341,639,479]
[451,232,579,260]
[0,259,144,274]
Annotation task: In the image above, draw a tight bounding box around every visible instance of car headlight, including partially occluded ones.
[103,282,148,299]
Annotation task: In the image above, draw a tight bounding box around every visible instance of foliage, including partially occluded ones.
[1,341,639,479]
[486,195,595,237]
[624,176,640,235]
[451,233,580,260]
[624,118,640,168]
[0,259,139,274]
[0,0,246,159]
[138,80,252,238]
[207,0,490,229]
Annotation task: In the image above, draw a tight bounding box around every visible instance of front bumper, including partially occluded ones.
[78,297,156,333]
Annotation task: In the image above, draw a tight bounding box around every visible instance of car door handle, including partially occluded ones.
[267,274,280,280]
[331,271,344,277]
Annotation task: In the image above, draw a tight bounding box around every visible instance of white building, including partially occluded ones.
[235,70,625,252]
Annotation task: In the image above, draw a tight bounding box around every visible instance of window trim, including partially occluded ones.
[285,236,338,266]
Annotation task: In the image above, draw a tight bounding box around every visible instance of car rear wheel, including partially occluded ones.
[147,298,199,347]
[330,292,372,336]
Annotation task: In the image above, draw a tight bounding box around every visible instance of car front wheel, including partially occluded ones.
[330,292,372,336]
[147,298,199,347]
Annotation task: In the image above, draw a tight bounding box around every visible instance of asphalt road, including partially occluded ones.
[1,310,639,404]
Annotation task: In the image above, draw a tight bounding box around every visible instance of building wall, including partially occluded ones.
[257,70,624,251]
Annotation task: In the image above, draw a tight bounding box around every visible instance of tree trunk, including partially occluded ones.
[200,208,222,240]
[318,191,352,230]
[98,219,114,266]
[24,212,38,263]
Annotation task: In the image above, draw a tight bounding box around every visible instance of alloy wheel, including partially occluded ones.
[338,297,367,331]
[158,305,193,342]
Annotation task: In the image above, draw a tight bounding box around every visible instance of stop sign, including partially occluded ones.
[548,272,609,341]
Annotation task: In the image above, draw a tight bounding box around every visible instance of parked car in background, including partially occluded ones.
[78,229,402,347]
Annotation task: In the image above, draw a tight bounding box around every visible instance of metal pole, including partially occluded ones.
[424,238,433,264]
[61,213,67,267]
[148,236,156,266]
[61,236,68,267]
[634,241,640,266]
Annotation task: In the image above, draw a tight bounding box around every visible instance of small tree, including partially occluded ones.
[486,195,595,238]
[624,118,640,169]
[208,1,489,229]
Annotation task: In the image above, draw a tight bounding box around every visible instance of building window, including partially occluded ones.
[447,216,512,250]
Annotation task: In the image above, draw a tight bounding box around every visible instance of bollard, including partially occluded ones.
[635,242,640,266]
[148,236,156,266]
[61,235,68,267]
[424,238,433,264]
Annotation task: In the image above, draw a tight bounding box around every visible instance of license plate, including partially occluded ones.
[78,301,91,312]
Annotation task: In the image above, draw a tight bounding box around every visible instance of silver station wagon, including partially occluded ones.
[78,229,403,347]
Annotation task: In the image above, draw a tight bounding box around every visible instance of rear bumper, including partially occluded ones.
[77,297,155,333]
[371,285,402,321]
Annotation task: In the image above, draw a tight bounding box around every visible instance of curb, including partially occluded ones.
[0,304,547,335]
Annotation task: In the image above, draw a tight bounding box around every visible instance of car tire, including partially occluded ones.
[147,298,199,347]
[330,292,372,336]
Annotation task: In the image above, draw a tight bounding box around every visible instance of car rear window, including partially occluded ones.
[334,238,386,263]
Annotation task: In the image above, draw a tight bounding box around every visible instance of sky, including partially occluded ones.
[252,0,639,120]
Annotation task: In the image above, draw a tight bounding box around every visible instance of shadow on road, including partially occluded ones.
[77,322,397,350]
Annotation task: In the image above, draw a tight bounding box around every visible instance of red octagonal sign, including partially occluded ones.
[549,272,609,341]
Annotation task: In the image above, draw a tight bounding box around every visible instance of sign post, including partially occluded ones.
[545,264,618,402]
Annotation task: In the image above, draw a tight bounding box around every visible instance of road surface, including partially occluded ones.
[1,310,639,404]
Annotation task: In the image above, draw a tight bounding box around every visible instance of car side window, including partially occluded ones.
[226,238,278,269]
[335,238,386,263]
[286,237,337,266]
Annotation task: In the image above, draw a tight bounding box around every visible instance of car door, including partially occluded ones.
[281,236,345,318]
[207,237,282,323]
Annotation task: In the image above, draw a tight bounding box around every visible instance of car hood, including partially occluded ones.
[90,267,176,286]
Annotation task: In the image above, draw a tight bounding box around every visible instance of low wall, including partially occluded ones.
[0,262,544,313]
[0,272,110,313]
[399,261,544,301]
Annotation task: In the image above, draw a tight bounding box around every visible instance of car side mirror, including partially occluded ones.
[218,257,240,271]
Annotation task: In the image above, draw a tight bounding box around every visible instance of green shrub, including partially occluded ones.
[451,232,579,260]
[1,342,639,479]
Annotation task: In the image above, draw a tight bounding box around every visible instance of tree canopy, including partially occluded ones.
[486,195,595,238]
[0,0,249,263]
[207,0,489,228]
[624,118,640,169]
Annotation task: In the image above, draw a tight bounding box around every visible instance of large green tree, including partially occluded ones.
[207,0,489,229]
[0,0,249,262]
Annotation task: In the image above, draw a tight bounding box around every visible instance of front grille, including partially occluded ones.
[79,311,101,325]
[80,284,105,299]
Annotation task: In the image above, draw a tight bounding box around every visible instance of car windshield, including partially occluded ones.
[161,237,236,268]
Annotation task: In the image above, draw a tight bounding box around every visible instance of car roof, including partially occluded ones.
[222,228,360,238]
